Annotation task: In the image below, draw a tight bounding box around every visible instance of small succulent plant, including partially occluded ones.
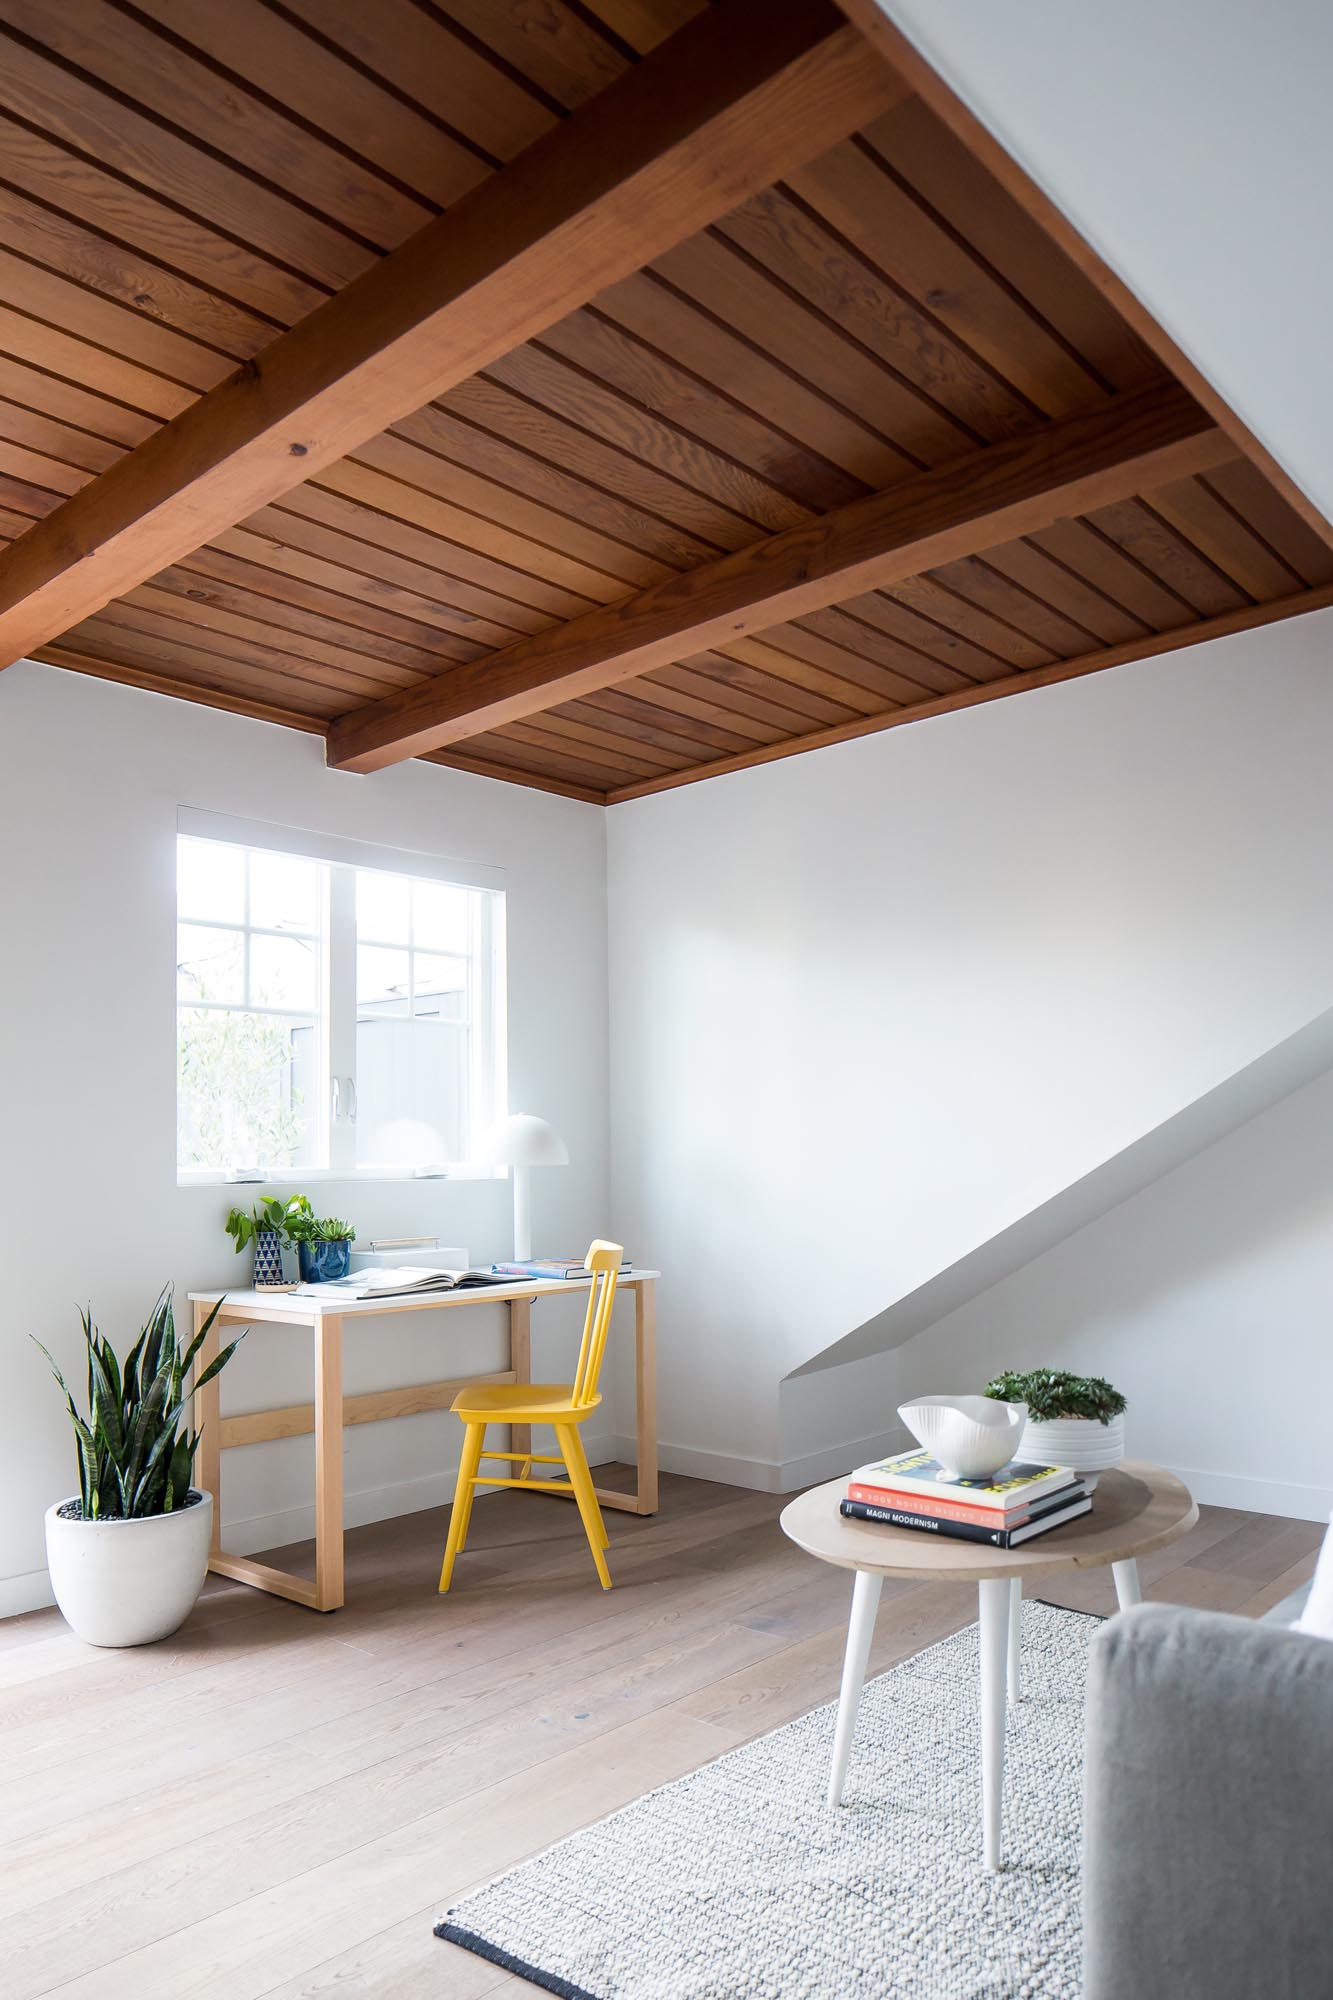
[984,1368,1126,1425]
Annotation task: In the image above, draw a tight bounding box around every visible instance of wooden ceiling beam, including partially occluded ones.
[0,0,894,670]
[327,382,1233,772]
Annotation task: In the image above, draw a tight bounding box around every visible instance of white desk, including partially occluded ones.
[187,1271,659,1612]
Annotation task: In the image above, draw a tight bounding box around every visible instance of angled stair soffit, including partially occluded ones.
[790,1002,1333,1379]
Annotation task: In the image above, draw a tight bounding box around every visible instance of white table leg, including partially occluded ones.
[978,1576,1010,1871]
[1007,1576,1022,1705]
[1112,1557,1142,1608]
[827,1569,882,1808]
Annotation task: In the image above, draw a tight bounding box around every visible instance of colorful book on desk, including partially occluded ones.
[490,1258,633,1281]
[294,1266,512,1300]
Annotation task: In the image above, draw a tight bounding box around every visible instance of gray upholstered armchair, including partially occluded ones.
[1082,1597,1333,2000]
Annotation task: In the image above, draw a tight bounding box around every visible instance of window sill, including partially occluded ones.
[177,1165,506,1189]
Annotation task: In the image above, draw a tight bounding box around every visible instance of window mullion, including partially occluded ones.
[327,863,356,1173]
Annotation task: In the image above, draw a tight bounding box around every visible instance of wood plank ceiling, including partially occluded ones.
[0,0,1329,804]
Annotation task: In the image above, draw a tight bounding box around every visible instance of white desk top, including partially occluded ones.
[189,1270,659,1319]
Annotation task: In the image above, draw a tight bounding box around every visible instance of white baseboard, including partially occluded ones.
[613,1431,1333,1523]
[223,1424,619,1557]
[0,1429,620,1622]
[606,1423,913,1495]
[1162,1460,1332,1523]
[607,1434,783,1492]
[779,1424,914,1492]
[0,1568,55,1620]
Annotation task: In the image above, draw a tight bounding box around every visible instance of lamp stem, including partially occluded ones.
[512,1163,532,1263]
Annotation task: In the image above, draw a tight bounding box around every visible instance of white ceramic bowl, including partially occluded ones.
[897,1395,1028,1479]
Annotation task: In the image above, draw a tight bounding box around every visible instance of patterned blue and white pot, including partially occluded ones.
[253,1229,287,1289]
[298,1237,352,1283]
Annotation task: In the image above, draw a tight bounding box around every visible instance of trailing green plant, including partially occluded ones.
[984,1368,1127,1425]
[281,1195,356,1244]
[33,1287,246,1519]
[224,1197,290,1254]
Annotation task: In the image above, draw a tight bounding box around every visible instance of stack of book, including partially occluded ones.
[490,1257,633,1281]
[840,1448,1092,1548]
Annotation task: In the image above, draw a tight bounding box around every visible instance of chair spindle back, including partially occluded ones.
[572,1240,623,1407]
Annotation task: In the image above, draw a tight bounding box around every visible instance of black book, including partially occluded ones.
[840,1490,1092,1548]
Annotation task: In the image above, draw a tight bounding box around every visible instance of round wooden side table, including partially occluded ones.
[780,1460,1197,1870]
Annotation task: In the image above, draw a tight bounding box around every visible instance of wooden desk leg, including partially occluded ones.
[509,1296,532,1469]
[313,1315,344,1612]
[192,1300,222,1558]
[634,1279,658,1515]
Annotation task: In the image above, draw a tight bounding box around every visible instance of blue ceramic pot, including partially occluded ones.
[298,1237,351,1283]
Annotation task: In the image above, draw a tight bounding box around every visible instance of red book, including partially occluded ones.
[846,1482,1038,1527]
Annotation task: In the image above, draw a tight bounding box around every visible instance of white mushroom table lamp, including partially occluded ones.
[481,1113,570,1262]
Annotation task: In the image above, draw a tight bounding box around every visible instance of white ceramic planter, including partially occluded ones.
[44,1490,213,1647]
[1019,1414,1125,1488]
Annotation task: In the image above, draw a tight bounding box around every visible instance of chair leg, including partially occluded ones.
[558,1427,612,1589]
[565,1427,610,1547]
[438,1422,486,1594]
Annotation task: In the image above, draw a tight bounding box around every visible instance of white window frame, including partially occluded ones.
[177,807,507,1186]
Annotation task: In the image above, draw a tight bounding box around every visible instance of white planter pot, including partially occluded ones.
[44,1490,213,1647]
[1019,1414,1125,1489]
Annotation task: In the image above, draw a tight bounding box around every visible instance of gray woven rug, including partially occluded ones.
[436,1599,1092,1999]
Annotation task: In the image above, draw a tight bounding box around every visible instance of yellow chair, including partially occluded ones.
[438,1240,623,1593]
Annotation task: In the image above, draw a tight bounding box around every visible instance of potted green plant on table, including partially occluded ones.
[283,1196,357,1283]
[225,1195,294,1290]
[984,1368,1128,1487]
[35,1286,245,1647]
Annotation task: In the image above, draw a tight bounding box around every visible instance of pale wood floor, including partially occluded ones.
[1,1471,1322,2000]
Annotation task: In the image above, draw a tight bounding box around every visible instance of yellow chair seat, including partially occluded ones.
[451,1383,602,1422]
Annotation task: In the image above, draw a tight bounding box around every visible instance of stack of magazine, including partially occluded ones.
[840,1448,1092,1548]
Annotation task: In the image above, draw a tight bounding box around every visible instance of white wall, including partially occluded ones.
[892,1063,1333,1523]
[0,663,610,1616]
[606,612,1333,1494]
[874,0,1333,528]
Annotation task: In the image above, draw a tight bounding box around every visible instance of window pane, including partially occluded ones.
[177,1008,316,1171]
[412,952,467,1020]
[413,880,472,954]
[250,933,319,1011]
[357,869,410,944]
[178,923,244,1005]
[355,1017,466,1168]
[249,849,318,934]
[178,838,244,924]
[357,943,410,1012]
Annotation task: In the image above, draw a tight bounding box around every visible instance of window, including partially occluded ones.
[177,814,505,1180]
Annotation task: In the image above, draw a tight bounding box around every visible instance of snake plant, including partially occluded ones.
[34,1286,245,1519]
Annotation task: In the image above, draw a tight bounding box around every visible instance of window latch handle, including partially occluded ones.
[344,1075,357,1124]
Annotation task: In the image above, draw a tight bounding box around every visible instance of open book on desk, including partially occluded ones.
[294,1267,513,1301]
